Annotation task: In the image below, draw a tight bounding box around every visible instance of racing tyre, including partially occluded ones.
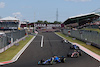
[79,51,82,56]
[50,60,55,65]
[70,45,73,49]
[76,46,80,50]
[61,58,66,63]
[61,40,64,43]
[67,53,71,57]
[73,53,79,58]
[38,61,41,65]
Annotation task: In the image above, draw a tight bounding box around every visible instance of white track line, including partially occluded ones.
[41,35,44,47]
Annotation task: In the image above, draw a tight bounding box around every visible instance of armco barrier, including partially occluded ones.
[0,35,27,53]
[0,30,26,50]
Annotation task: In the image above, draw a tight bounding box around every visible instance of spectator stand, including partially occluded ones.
[63,12,100,29]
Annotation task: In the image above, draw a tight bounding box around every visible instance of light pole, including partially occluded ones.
[26,20,29,35]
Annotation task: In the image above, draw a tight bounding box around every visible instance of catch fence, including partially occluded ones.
[62,29,100,48]
[0,30,26,49]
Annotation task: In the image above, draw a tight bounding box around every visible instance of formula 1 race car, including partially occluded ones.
[38,56,66,65]
[70,45,80,50]
[67,50,82,58]
[61,39,69,43]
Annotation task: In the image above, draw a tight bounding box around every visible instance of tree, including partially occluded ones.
[44,20,49,24]
[35,20,44,24]
[35,20,61,24]
[53,21,61,24]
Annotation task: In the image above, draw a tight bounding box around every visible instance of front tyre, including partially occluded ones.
[50,60,55,65]
[79,52,82,56]
[38,61,41,65]
[62,58,66,63]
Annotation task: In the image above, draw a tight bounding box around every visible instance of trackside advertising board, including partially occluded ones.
[34,24,64,27]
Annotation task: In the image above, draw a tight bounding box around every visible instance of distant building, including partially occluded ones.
[20,20,29,29]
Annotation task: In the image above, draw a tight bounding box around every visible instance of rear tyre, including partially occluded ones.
[76,46,80,50]
[50,60,54,65]
[61,58,66,63]
[73,53,79,58]
[67,53,71,57]
[79,52,82,56]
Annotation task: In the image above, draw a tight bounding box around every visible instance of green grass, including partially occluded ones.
[0,35,33,62]
[56,32,100,55]
[81,28,100,33]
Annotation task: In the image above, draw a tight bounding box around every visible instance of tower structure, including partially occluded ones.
[56,8,58,21]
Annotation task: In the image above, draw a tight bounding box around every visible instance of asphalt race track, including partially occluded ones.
[3,32,100,67]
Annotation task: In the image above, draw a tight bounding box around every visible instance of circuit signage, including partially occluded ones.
[34,24,63,27]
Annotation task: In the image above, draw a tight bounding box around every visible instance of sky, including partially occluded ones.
[0,0,100,22]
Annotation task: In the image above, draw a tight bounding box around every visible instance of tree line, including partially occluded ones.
[34,20,62,24]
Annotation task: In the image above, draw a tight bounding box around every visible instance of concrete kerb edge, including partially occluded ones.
[0,61,14,66]
[11,35,36,61]
[0,34,37,66]
[55,33,100,62]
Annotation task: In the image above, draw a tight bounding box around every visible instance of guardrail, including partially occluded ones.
[0,30,26,53]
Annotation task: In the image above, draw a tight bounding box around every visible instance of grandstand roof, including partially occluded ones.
[68,12,100,19]
[63,12,100,25]
[0,16,19,21]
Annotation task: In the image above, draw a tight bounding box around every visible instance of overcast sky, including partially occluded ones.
[0,0,100,22]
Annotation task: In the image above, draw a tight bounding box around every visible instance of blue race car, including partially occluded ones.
[38,56,66,65]
[70,45,80,50]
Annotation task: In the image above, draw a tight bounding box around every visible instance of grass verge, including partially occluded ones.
[55,32,100,55]
[81,28,100,33]
[0,35,33,62]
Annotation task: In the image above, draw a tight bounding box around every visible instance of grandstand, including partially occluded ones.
[0,16,19,30]
[63,12,100,29]
[62,12,100,49]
